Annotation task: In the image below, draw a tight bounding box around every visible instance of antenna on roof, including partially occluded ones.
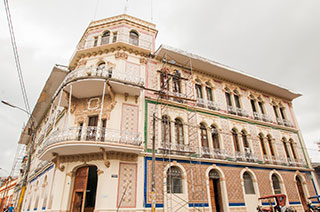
[93,0,100,20]
[151,0,153,22]
[124,0,129,14]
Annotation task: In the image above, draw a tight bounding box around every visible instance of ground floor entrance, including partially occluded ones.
[70,166,98,212]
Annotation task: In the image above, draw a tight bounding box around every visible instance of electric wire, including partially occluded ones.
[4,0,31,115]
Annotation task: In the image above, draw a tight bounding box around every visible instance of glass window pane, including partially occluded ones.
[243,172,255,194]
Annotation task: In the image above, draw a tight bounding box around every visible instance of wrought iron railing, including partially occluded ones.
[196,98,220,111]
[64,66,144,85]
[159,142,195,154]
[38,127,143,154]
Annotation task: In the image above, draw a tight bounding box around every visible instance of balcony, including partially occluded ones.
[63,66,143,97]
[199,147,229,159]
[38,127,143,161]
[168,91,186,103]
[227,106,249,117]
[158,142,195,155]
[196,98,220,111]
[283,119,294,127]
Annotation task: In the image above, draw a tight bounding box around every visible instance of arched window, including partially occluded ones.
[233,90,241,108]
[225,89,232,107]
[243,172,255,194]
[206,82,213,101]
[175,118,184,145]
[267,135,275,156]
[167,166,183,193]
[289,139,297,159]
[162,116,171,146]
[129,30,139,46]
[195,82,203,99]
[200,123,208,148]
[242,130,249,149]
[96,62,105,76]
[172,70,181,93]
[232,129,240,152]
[259,134,267,155]
[101,31,110,45]
[282,138,290,159]
[211,125,219,149]
[271,174,281,194]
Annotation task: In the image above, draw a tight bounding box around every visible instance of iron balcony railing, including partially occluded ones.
[64,66,144,86]
[38,126,143,154]
[159,142,195,154]
[196,98,220,111]
[77,32,153,51]
[200,147,229,159]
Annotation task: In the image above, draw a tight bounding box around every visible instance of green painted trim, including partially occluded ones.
[144,98,310,168]
[296,133,310,168]
[145,99,296,133]
[144,100,148,150]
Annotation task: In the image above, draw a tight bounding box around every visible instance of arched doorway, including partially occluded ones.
[296,176,308,210]
[242,171,259,212]
[209,169,223,212]
[70,166,98,212]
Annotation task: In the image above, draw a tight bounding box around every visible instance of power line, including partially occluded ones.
[4,0,31,115]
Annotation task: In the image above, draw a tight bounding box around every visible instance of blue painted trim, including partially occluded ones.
[145,203,164,208]
[229,202,245,206]
[144,157,147,207]
[311,178,319,196]
[27,209,30,211]
[42,207,46,210]
[145,157,310,173]
[30,165,54,183]
[262,202,275,206]
[289,201,301,205]
[34,208,37,211]
[188,203,209,207]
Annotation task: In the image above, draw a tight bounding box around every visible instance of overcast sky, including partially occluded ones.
[0,0,319,176]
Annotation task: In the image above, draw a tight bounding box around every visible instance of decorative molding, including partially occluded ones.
[52,153,65,172]
[97,169,104,175]
[101,148,110,168]
[115,52,128,60]
[57,151,138,164]
[140,58,148,64]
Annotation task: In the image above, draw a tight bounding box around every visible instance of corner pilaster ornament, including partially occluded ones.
[52,153,65,172]
[140,58,148,64]
[100,148,110,168]
[106,82,116,109]
[115,52,128,60]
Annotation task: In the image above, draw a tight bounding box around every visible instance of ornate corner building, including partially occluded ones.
[16,14,319,212]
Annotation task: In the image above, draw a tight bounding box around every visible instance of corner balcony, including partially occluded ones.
[63,66,144,97]
[38,127,143,161]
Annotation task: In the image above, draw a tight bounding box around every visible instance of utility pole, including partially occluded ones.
[151,113,156,212]
[1,101,35,212]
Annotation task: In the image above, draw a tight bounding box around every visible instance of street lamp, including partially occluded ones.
[1,100,35,212]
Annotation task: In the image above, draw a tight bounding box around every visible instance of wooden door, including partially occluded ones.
[87,116,98,140]
[296,177,308,210]
[71,167,89,212]
[209,179,217,211]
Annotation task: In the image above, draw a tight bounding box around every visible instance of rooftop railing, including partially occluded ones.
[38,126,143,154]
